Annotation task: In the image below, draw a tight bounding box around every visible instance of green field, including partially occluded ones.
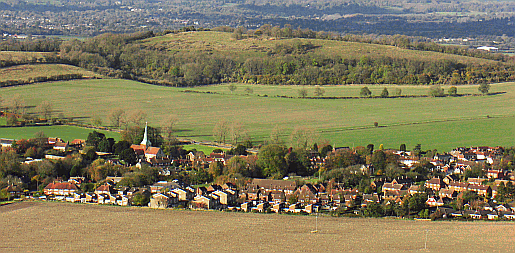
[0,64,99,82]
[182,144,228,154]
[0,125,118,141]
[0,78,514,151]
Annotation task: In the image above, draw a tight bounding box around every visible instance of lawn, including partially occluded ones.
[0,78,514,151]
[1,201,515,252]
[0,117,6,126]
[0,64,99,82]
[0,125,119,141]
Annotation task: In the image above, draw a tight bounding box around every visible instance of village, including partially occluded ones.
[2,124,515,221]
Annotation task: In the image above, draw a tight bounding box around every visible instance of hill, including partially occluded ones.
[59,30,514,87]
[1,78,514,151]
[142,31,501,65]
[1,201,514,252]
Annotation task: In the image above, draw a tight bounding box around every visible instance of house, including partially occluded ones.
[448,182,469,192]
[191,195,219,210]
[408,185,423,195]
[267,190,286,203]
[149,192,178,209]
[4,185,23,198]
[212,190,236,206]
[467,184,491,197]
[106,176,124,184]
[241,202,253,212]
[256,202,270,212]
[150,181,182,193]
[439,188,457,199]
[44,182,78,196]
[172,188,194,201]
[295,184,318,204]
[53,141,69,152]
[487,170,504,179]
[382,183,406,193]
[272,202,286,213]
[0,138,14,148]
[247,179,297,194]
[95,184,115,195]
[68,177,85,186]
[70,139,85,148]
[468,177,487,185]
[425,177,445,191]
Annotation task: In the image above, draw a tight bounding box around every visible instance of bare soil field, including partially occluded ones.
[1,201,514,252]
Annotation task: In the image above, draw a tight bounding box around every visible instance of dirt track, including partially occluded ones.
[1,201,514,253]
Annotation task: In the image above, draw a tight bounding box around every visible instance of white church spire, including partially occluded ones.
[140,122,151,147]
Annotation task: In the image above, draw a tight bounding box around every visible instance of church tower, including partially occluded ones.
[140,122,151,148]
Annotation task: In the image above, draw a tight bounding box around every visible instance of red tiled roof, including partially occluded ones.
[44,182,78,190]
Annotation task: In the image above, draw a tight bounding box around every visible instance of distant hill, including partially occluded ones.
[59,30,514,87]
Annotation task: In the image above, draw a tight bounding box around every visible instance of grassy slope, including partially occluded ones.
[0,51,53,62]
[0,78,514,151]
[0,125,118,141]
[142,31,502,65]
[0,64,99,82]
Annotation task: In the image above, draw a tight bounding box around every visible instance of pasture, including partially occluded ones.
[1,201,514,252]
[0,125,118,141]
[0,78,514,151]
[0,64,99,82]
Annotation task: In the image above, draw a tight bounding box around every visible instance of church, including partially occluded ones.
[130,123,168,165]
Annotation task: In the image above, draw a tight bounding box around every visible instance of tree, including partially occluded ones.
[257,144,288,178]
[213,120,229,143]
[380,88,389,98]
[289,126,317,150]
[448,86,458,96]
[86,131,106,149]
[360,87,372,97]
[36,101,53,120]
[478,83,490,95]
[208,161,224,178]
[314,86,325,97]
[92,116,102,126]
[161,115,178,141]
[230,121,245,145]
[109,108,125,128]
[98,138,115,153]
[132,192,150,206]
[393,88,402,96]
[399,144,406,152]
[428,85,445,97]
[298,87,308,98]
[8,95,25,114]
[120,148,138,165]
[244,87,253,94]
[228,84,237,93]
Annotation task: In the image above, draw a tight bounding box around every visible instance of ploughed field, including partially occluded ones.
[1,78,514,151]
[1,201,514,252]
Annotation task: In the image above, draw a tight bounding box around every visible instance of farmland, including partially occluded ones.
[0,125,118,141]
[1,201,514,252]
[0,64,99,82]
[0,78,514,151]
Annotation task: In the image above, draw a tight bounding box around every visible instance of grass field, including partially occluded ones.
[1,201,514,252]
[0,51,54,62]
[0,125,118,141]
[142,31,502,65]
[0,78,514,151]
[182,144,228,154]
[0,64,99,82]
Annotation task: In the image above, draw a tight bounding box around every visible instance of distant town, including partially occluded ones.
[2,121,515,221]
